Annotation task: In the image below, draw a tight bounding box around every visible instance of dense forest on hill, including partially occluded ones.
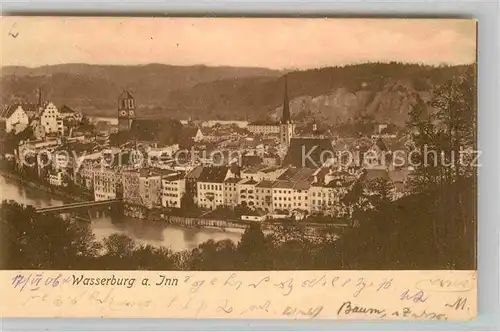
[1,62,474,126]
[0,63,280,114]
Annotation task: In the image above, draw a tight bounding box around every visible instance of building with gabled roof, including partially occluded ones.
[0,104,30,133]
[40,102,64,136]
[182,126,204,143]
[197,166,229,210]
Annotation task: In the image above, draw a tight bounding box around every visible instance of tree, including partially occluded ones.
[236,223,273,270]
[407,69,476,250]
[131,245,176,270]
[363,178,396,209]
[234,203,252,218]
[96,234,138,270]
[0,201,100,269]
[0,126,34,154]
[334,178,475,270]
[188,239,238,270]
[76,116,97,139]
[407,95,440,191]
[102,234,136,257]
[179,191,199,216]
[408,69,475,191]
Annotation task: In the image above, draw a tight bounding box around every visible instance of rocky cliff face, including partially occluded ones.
[272,80,433,126]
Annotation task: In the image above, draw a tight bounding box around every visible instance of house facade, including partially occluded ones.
[161,174,186,208]
[196,166,228,210]
[0,105,30,134]
[247,121,280,135]
[255,180,274,212]
[138,170,162,209]
[223,177,240,207]
[237,178,258,208]
[40,102,64,136]
[93,167,118,201]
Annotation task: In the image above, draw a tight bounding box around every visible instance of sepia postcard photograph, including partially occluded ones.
[0,17,478,320]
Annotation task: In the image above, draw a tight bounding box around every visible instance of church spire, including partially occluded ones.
[281,75,291,124]
[37,87,43,108]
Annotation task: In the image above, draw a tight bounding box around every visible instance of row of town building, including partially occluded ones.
[63,143,390,216]
[12,126,413,219]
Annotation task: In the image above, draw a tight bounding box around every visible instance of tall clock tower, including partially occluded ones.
[117,90,135,144]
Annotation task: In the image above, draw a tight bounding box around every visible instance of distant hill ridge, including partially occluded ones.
[1,63,280,78]
[0,62,473,126]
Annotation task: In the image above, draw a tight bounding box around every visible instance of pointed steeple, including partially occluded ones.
[281,75,291,124]
[37,87,43,109]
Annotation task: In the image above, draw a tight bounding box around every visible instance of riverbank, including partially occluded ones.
[0,170,92,203]
[0,173,244,251]
[0,168,346,239]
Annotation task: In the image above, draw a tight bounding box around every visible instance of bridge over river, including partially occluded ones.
[35,199,121,214]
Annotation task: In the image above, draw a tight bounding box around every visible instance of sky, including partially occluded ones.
[1,17,477,69]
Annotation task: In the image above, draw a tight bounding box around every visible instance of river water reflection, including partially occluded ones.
[0,175,243,251]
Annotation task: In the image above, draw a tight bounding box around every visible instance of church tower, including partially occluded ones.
[117,90,136,143]
[280,75,295,148]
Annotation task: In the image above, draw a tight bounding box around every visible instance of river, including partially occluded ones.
[0,175,243,252]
